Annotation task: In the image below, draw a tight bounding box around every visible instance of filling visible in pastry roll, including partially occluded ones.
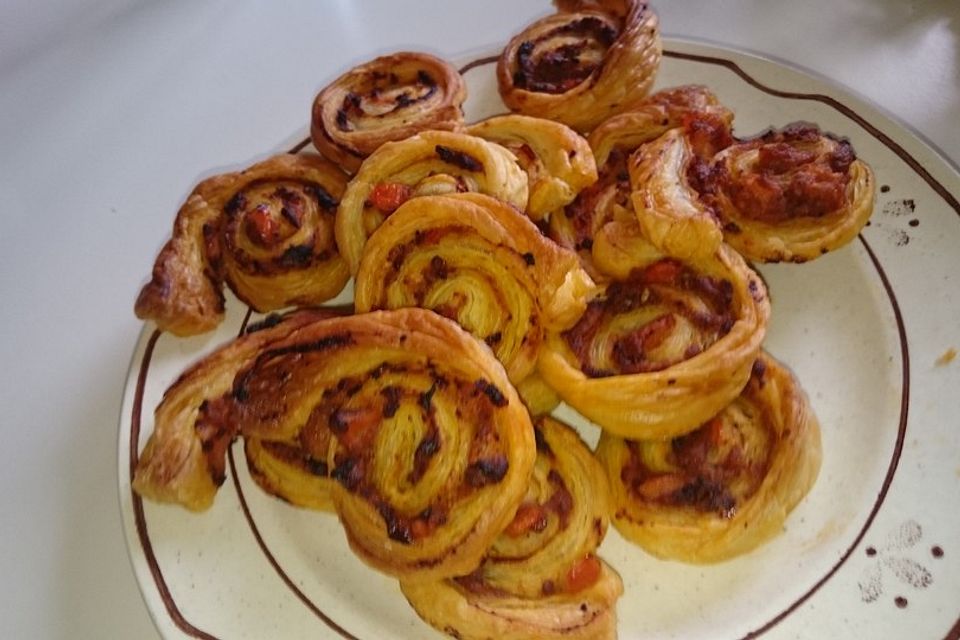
[354,193,596,388]
[134,154,350,336]
[538,240,770,440]
[596,351,822,563]
[335,131,529,273]
[401,416,623,640]
[311,51,467,174]
[708,122,875,262]
[549,85,734,280]
[497,0,662,132]
[132,308,344,511]
[467,114,597,221]
[222,309,536,581]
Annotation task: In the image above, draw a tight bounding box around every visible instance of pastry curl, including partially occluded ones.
[708,122,875,262]
[497,0,662,132]
[467,114,597,221]
[595,351,822,563]
[132,308,342,511]
[550,85,733,279]
[538,240,770,440]
[335,131,529,274]
[243,437,336,512]
[354,193,595,386]
[628,127,724,261]
[401,416,622,640]
[226,309,536,581]
[135,154,350,336]
[310,52,467,174]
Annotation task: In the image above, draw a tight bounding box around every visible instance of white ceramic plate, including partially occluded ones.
[118,39,960,639]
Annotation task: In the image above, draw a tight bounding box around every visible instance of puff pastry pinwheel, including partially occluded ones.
[401,416,623,640]
[538,238,770,440]
[595,351,822,563]
[708,122,875,262]
[311,52,467,174]
[467,114,597,221]
[497,0,662,132]
[335,130,529,273]
[134,154,350,336]
[354,193,596,391]
[550,85,734,279]
[132,308,342,511]
[225,308,536,581]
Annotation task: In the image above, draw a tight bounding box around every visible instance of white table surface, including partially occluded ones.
[1,1,957,638]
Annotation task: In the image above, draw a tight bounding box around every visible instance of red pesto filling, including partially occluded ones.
[563,259,734,377]
[720,123,856,223]
[512,17,618,94]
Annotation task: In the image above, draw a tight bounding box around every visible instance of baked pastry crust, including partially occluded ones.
[135,153,350,335]
[226,308,536,581]
[335,130,529,274]
[538,238,770,439]
[243,436,336,512]
[401,416,622,640]
[497,0,662,132]
[467,114,597,221]
[354,193,596,385]
[311,51,467,174]
[132,308,341,511]
[709,122,875,262]
[549,85,733,280]
[595,351,822,563]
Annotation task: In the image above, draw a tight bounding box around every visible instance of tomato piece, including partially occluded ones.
[504,503,549,537]
[641,259,684,285]
[244,206,279,246]
[368,182,413,214]
[565,554,602,593]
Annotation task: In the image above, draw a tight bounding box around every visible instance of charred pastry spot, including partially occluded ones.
[335,109,350,131]
[260,333,355,361]
[244,312,284,334]
[381,386,402,418]
[331,457,362,490]
[377,501,413,544]
[435,145,484,172]
[473,379,508,407]
[306,458,329,477]
[465,455,509,487]
[534,427,553,455]
[395,92,413,108]
[419,383,437,410]
[522,251,536,266]
[410,429,440,483]
[542,580,556,596]
[427,255,449,282]
[305,184,339,212]
[484,332,502,347]
[344,91,362,112]
[279,244,314,267]
[751,358,767,386]
[417,70,436,86]
[673,476,736,517]
[224,192,247,217]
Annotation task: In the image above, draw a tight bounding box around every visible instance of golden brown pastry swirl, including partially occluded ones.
[549,85,734,279]
[335,130,529,274]
[708,122,875,262]
[354,193,596,389]
[538,238,770,440]
[401,416,623,640]
[467,114,597,221]
[226,308,536,581]
[311,52,467,174]
[596,351,822,563]
[134,154,350,336]
[497,0,662,132]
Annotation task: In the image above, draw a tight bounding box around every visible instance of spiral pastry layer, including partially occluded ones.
[401,416,623,640]
[538,240,770,439]
[135,154,350,335]
[708,122,875,262]
[467,114,597,221]
[132,308,342,511]
[354,193,596,386]
[225,308,536,581]
[596,351,822,563]
[335,130,529,274]
[497,0,661,132]
[310,52,467,174]
[243,436,336,512]
[549,85,734,280]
